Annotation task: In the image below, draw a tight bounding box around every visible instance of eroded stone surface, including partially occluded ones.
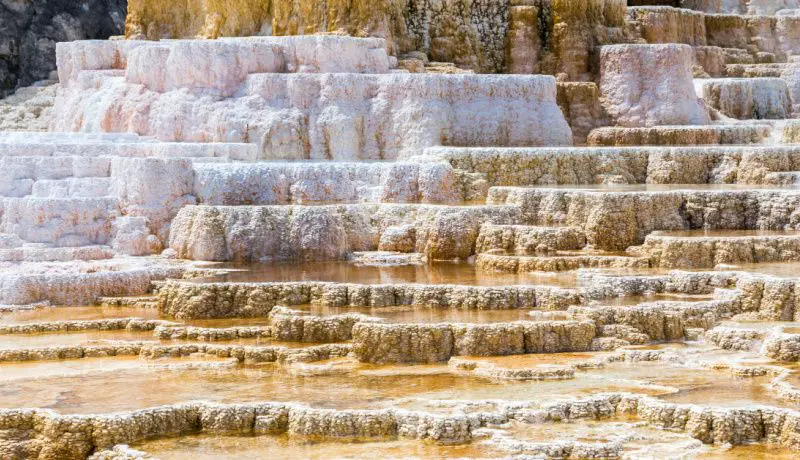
[3,1,800,457]
[600,44,711,127]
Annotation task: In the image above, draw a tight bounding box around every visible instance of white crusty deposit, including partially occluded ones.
[51,37,573,160]
[600,44,711,127]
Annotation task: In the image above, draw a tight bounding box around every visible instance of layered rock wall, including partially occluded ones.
[491,188,800,250]
[51,38,573,160]
[630,6,800,62]
[125,0,631,78]
[167,203,521,262]
[695,77,792,119]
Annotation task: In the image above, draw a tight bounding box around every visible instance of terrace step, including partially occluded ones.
[628,6,800,63]
[428,144,800,190]
[486,186,800,251]
[0,258,186,305]
[475,252,651,273]
[765,171,800,185]
[726,63,800,115]
[29,177,111,198]
[0,245,114,263]
[628,230,800,268]
[0,197,117,247]
[587,124,772,146]
[54,43,573,160]
[695,78,793,119]
[191,161,459,205]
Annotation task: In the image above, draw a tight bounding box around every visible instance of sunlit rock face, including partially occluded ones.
[124,0,631,79]
[5,0,800,458]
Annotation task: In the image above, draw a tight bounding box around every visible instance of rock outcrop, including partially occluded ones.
[124,0,631,78]
[0,0,126,98]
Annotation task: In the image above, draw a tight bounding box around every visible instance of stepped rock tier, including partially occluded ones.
[52,37,573,160]
[3,1,800,459]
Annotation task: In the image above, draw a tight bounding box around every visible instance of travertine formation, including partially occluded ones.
[2,0,800,459]
[124,0,632,78]
[51,38,572,160]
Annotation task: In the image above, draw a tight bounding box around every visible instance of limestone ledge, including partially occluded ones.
[0,342,350,365]
[0,246,115,263]
[191,161,460,206]
[157,280,581,320]
[55,37,392,90]
[475,252,650,273]
[427,145,800,191]
[695,78,793,119]
[11,143,800,262]
[0,308,369,345]
[725,63,800,114]
[489,187,800,250]
[0,197,117,248]
[0,135,258,161]
[784,120,800,143]
[351,320,596,364]
[52,71,572,160]
[629,6,800,62]
[630,232,800,268]
[572,299,729,342]
[0,153,111,198]
[763,332,800,361]
[599,44,710,127]
[0,318,176,335]
[449,357,577,381]
[153,325,272,342]
[705,326,768,351]
[167,203,522,262]
[9,271,794,360]
[154,271,800,355]
[51,38,572,159]
[157,270,800,319]
[0,261,186,306]
[167,186,800,262]
[707,323,800,362]
[4,392,800,460]
[267,306,381,343]
[586,124,772,146]
[475,224,587,255]
[556,81,610,145]
[3,156,460,258]
[682,0,800,15]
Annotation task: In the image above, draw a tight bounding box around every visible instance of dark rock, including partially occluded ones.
[0,0,126,98]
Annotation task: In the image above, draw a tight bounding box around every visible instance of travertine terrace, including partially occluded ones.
[4,0,800,458]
